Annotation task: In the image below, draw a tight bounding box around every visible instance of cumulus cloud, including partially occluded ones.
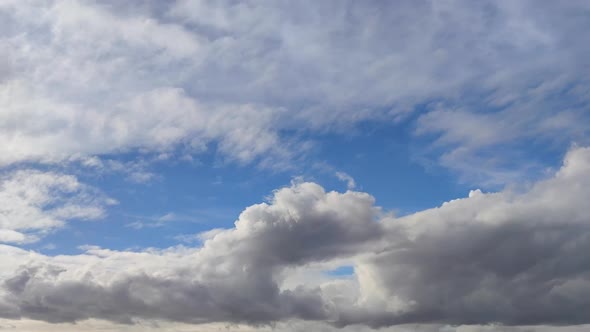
[0,170,113,244]
[340,147,590,327]
[2,0,590,329]
[0,182,382,324]
[0,147,589,328]
[1,1,589,178]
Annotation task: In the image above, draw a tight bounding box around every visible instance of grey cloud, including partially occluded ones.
[6,319,590,332]
[337,147,590,327]
[1,148,590,328]
[0,182,382,325]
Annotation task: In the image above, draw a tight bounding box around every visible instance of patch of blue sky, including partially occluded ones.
[326,265,355,277]
[25,87,586,255]
[308,119,468,216]
[26,117,476,254]
[27,147,291,252]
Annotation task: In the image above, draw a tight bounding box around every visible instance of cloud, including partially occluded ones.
[125,212,197,230]
[0,181,382,325]
[336,172,356,190]
[340,147,590,327]
[4,319,590,332]
[0,147,589,328]
[1,2,290,167]
[2,0,590,329]
[1,1,589,180]
[0,170,113,244]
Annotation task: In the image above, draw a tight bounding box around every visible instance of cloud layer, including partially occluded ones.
[2,0,589,178]
[1,147,589,328]
[2,1,590,330]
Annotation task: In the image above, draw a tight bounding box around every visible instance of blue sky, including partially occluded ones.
[2,1,590,331]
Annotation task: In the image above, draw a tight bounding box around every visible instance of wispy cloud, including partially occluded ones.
[336,171,356,190]
[0,170,114,244]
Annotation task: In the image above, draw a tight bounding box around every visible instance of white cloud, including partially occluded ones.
[0,170,113,244]
[1,1,588,180]
[127,171,156,184]
[2,1,590,328]
[125,212,194,230]
[1,2,290,168]
[336,172,356,190]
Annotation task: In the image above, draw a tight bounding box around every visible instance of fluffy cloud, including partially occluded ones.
[0,181,381,324]
[340,147,590,327]
[0,170,113,244]
[1,1,289,167]
[1,147,590,328]
[2,0,590,329]
[2,1,589,178]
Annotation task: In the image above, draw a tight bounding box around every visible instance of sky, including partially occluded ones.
[1,0,590,331]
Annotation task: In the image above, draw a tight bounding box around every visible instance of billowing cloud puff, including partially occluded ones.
[342,146,590,327]
[1,1,590,331]
[0,182,381,324]
[1,147,590,328]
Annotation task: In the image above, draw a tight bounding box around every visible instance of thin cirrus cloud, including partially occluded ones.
[2,147,590,328]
